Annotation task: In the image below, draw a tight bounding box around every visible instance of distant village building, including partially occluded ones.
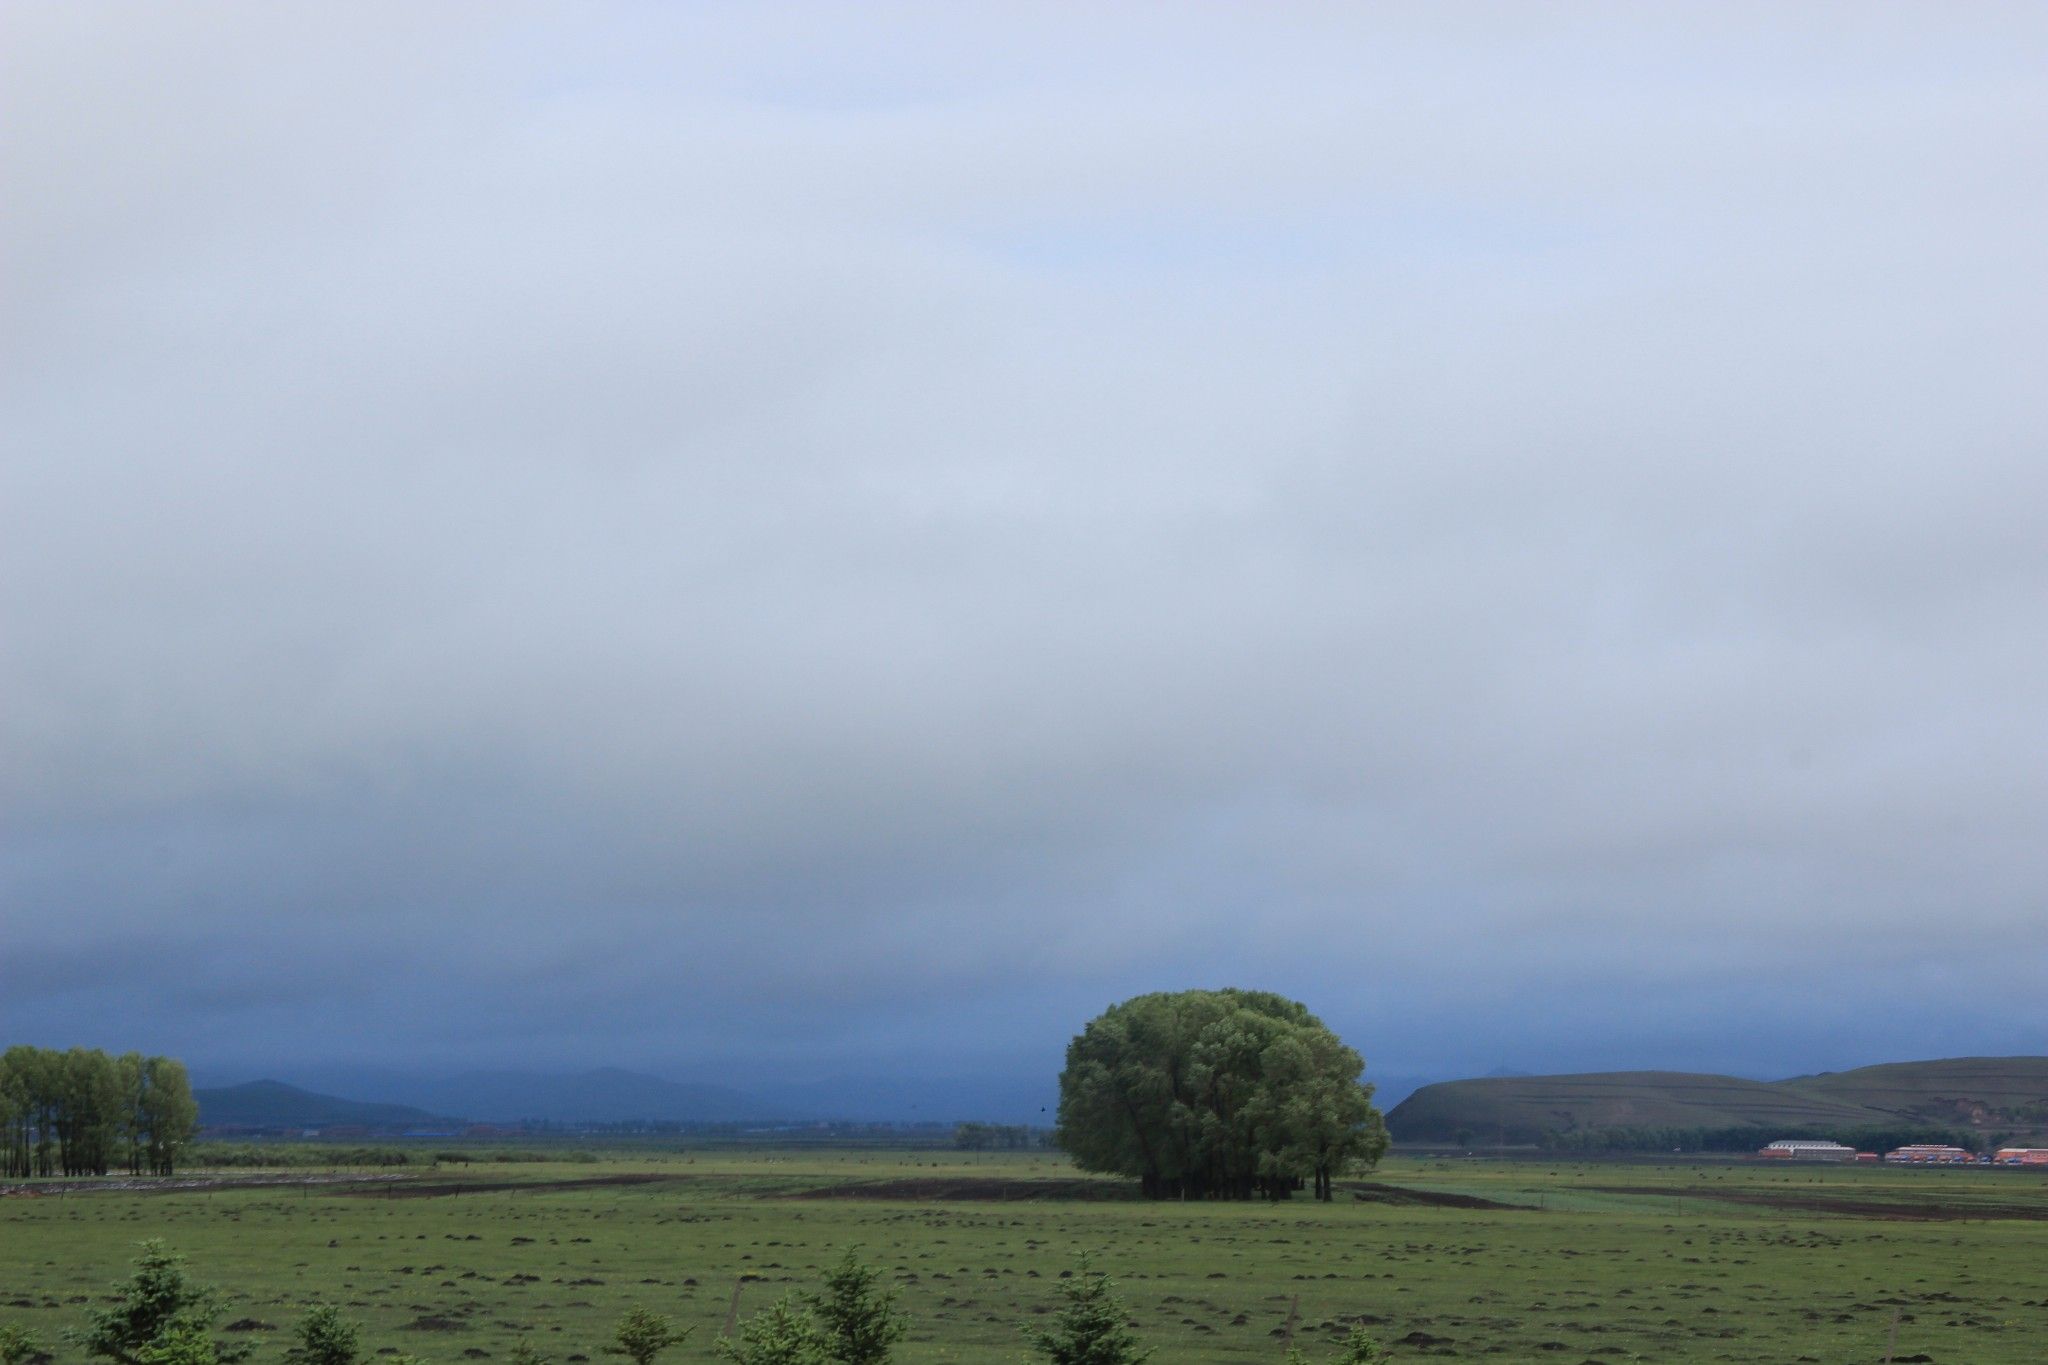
[1884,1144,1975,1164]
[1994,1147,2048,1166]
[1757,1139,1856,1161]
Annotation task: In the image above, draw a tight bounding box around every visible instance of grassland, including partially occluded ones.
[7,1149,2048,1362]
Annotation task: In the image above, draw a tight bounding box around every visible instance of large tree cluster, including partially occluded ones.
[1055,989,1387,1200]
[1,1046,199,1178]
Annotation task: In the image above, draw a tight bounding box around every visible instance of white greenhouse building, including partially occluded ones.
[1757,1139,1857,1161]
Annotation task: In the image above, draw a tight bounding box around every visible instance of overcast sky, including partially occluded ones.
[4,4,2045,1098]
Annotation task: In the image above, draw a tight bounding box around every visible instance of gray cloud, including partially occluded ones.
[3,3,2046,1090]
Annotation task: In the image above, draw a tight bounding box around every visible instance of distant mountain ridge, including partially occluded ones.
[1387,1055,2048,1144]
[195,1081,453,1131]
[751,1073,1056,1126]
[270,1066,1060,1126]
[384,1068,773,1124]
[197,1070,779,1129]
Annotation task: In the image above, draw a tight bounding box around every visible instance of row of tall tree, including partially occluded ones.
[1055,989,1388,1200]
[0,1046,199,1178]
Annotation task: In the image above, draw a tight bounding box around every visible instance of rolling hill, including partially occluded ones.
[1387,1056,2048,1145]
[1386,1070,1893,1141]
[1788,1056,2048,1128]
[194,1081,454,1132]
[361,1068,776,1124]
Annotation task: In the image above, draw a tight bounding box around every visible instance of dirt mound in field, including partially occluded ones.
[790,1176,1135,1201]
[402,1316,469,1332]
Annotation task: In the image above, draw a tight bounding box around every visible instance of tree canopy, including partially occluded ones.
[1,1046,198,1178]
[1054,989,1387,1200]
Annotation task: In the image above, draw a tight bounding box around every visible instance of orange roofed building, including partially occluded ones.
[1994,1147,2048,1166]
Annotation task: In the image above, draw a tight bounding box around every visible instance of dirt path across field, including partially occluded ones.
[785,1175,1530,1207]
[788,1175,1135,1201]
[0,1172,413,1197]
[1346,1181,1530,1211]
[1589,1183,2048,1221]
[0,1169,1525,1210]
[357,1172,675,1198]
[1,1170,679,1200]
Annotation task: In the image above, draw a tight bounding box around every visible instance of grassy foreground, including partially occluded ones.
[6,1149,2048,1362]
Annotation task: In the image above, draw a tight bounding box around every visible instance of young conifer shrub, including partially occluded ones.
[1284,1325,1387,1365]
[72,1242,249,1365]
[806,1250,906,1365]
[0,1325,45,1365]
[713,1294,829,1365]
[1023,1259,1152,1365]
[603,1310,691,1365]
[284,1307,360,1365]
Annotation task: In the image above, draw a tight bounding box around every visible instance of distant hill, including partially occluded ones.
[195,1081,453,1132]
[1387,1056,2048,1145]
[1359,1072,1440,1111]
[368,1068,775,1124]
[754,1073,1056,1126]
[1788,1057,2048,1129]
[1386,1070,1889,1141]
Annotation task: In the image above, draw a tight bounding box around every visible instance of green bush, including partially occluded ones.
[0,1325,45,1365]
[71,1242,249,1365]
[714,1295,828,1365]
[1023,1258,1151,1365]
[806,1250,905,1365]
[284,1307,360,1365]
[602,1309,690,1365]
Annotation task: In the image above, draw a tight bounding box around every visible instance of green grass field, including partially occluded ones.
[7,1150,2048,1362]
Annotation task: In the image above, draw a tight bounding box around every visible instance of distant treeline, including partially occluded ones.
[529,1119,958,1142]
[1534,1123,1982,1155]
[951,1122,1046,1150]
[1,1046,198,1178]
[186,1143,593,1168]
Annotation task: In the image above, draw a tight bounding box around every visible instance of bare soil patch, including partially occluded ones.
[2,1171,675,1200]
[402,1315,470,1332]
[788,1176,1526,1207]
[789,1176,1136,1201]
[1589,1183,2048,1221]
[1,1173,410,1197]
[1345,1181,1530,1211]
[361,1173,674,1199]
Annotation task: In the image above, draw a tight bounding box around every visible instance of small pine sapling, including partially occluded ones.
[0,1325,45,1365]
[284,1307,361,1365]
[1283,1325,1387,1365]
[1023,1258,1152,1365]
[71,1242,249,1365]
[713,1294,829,1365]
[603,1309,691,1365]
[806,1250,906,1365]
